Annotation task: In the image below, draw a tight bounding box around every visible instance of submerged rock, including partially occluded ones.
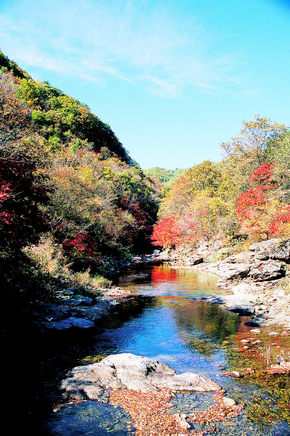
[244,320,261,327]
[43,316,95,331]
[221,397,236,407]
[61,353,221,402]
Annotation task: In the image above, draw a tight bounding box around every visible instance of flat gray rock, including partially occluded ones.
[250,239,290,263]
[61,353,221,401]
[248,261,285,281]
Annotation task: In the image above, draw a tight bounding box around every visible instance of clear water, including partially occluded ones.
[48,265,290,435]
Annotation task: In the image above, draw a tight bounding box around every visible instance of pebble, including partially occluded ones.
[222,397,236,407]
[281,331,288,336]
[250,328,261,334]
[222,371,242,378]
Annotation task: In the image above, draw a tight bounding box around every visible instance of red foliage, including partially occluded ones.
[235,186,267,219]
[63,230,98,257]
[235,162,281,238]
[174,210,201,245]
[268,206,290,237]
[0,180,11,202]
[0,158,47,248]
[0,210,15,225]
[249,162,274,185]
[151,216,180,248]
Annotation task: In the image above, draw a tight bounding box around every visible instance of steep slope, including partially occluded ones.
[0,51,160,293]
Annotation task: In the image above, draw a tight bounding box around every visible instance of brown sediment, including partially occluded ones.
[109,388,191,435]
[190,392,244,425]
[109,388,244,435]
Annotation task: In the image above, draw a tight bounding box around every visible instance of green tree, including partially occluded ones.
[221,115,287,196]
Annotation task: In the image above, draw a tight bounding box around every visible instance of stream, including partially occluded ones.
[19,265,289,434]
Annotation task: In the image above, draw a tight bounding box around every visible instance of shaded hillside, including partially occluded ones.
[0,51,160,294]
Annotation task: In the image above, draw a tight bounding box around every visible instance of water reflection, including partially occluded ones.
[97,296,157,330]
[88,297,239,380]
[172,300,240,345]
[117,264,222,297]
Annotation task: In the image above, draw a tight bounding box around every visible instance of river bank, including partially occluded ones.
[155,238,290,329]
[15,238,288,352]
[3,253,289,435]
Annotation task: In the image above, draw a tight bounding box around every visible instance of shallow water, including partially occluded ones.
[48,265,290,435]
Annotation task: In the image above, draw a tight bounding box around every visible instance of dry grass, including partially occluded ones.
[24,235,111,296]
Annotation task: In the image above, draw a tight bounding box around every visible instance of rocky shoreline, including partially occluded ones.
[11,238,288,434]
[26,238,289,337]
[156,238,290,329]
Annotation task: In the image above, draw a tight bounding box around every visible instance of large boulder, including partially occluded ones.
[216,262,252,280]
[248,260,286,281]
[203,240,288,282]
[61,353,221,402]
[250,239,290,263]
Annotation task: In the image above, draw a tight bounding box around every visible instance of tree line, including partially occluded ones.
[152,116,289,249]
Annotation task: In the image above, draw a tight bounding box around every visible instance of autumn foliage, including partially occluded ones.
[152,118,289,249]
[152,217,179,248]
[0,158,47,250]
[0,51,160,286]
[1,50,289,292]
[236,163,289,239]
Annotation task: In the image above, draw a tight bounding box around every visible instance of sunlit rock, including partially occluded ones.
[61,353,221,401]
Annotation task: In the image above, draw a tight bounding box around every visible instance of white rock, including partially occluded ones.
[61,353,221,401]
[221,397,236,407]
[250,329,261,334]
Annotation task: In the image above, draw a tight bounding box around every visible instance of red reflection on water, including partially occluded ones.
[151,266,177,283]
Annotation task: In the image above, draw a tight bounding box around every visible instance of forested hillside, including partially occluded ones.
[0,51,160,294]
[152,117,290,250]
[1,51,289,297]
[144,167,185,184]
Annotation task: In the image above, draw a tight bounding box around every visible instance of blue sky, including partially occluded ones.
[0,0,289,169]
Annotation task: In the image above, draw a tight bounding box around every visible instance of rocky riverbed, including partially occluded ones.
[60,353,221,401]
[23,238,289,348]
[12,240,288,435]
[59,353,245,435]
